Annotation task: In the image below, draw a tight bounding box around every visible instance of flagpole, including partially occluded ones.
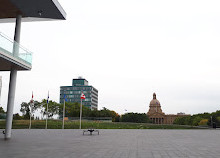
[29,92,33,129]
[79,91,85,129]
[46,101,48,129]
[29,104,32,129]
[80,98,82,129]
[46,91,49,129]
[62,99,65,129]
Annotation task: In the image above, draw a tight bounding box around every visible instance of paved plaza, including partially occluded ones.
[0,129,219,158]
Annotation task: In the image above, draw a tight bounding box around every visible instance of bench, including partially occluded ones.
[83,129,99,135]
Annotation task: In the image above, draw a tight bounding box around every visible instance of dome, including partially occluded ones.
[147,92,164,116]
[150,99,160,106]
[150,93,160,106]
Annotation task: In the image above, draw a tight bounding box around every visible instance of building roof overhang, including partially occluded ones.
[0,0,66,23]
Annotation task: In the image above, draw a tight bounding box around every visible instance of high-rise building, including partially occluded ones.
[60,78,98,110]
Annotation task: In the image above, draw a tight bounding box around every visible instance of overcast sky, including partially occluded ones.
[1,0,220,115]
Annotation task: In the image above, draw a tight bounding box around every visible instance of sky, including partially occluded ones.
[1,0,220,115]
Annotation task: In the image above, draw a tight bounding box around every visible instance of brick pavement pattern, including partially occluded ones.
[0,129,219,158]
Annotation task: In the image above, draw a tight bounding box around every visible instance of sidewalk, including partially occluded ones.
[0,129,220,158]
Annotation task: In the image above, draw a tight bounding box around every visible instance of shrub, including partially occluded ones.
[198,119,208,126]
[192,116,202,126]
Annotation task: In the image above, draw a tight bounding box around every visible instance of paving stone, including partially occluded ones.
[0,129,219,158]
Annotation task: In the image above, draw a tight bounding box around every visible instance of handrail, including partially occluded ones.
[0,32,32,65]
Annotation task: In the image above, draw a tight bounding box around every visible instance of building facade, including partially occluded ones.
[60,78,98,110]
[147,93,190,124]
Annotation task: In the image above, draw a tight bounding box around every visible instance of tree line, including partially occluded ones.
[2,100,219,126]
[16,100,120,121]
[174,110,220,126]
[0,100,151,123]
[17,99,152,122]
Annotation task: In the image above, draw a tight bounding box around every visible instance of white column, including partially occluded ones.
[5,14,22,139]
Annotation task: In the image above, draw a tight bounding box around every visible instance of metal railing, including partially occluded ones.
[0,32,32,66]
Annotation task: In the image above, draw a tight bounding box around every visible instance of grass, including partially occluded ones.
[0,120,205,129]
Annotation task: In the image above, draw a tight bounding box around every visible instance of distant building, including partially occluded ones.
[147,93,190,124]
[60,78,98,110]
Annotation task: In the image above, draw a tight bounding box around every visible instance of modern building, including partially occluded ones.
[147,93,190,124]
[60,78,98,110]
[0,0,66,139]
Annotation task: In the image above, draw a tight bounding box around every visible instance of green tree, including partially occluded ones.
[121,113,149,123]
[57,104,120,122]
[173,116,186,125]
[174,112,215,126]
[58,102,91,118]
[13,113,23,120]
[40,99,61,118]
[192,116,202,126]
[91,107,120,122]
[20,101,40,119]
[0,107,5,113]
[208,110,220,126]
[0,107,6,119]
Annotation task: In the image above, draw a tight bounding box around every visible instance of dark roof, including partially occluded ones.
[0,0,66,22]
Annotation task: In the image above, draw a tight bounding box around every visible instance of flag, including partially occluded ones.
[81,92,85,100]
[47,92,49,104]
[64,94,67,102]
[30,91,33,103]
[30,91,34,113]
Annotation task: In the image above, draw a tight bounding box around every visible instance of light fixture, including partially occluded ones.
[38,10,43,16]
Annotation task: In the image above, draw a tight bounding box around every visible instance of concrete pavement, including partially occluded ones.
[0,129,219,158]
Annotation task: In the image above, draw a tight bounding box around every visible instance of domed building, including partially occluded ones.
[147,93,189,124]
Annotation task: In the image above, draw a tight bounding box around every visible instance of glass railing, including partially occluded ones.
[0,32,32,66]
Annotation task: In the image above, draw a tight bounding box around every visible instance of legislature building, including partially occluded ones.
[147,93,189,124]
